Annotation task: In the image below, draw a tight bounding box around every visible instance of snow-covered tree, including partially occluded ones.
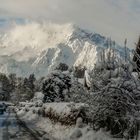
[133,36,140,72]
[42,71,71,102]
[0,73,11,100]
[34,76,45,92]
[73,65,86,78]
[55,63,69,71]
[85,58,140,138]
[24,74,36,92]
[8,73,17,92]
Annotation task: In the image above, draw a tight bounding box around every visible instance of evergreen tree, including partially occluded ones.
[14,77,24,102]
[22,74,36,100]
[55,63,69,71]
[73,65,86,78]
[0,73,11,100]
[28,74,36,91]
[42,71,71,102]
[35,76,45,92]
[8,73,17,92]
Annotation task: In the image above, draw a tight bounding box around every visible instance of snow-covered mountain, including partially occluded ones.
[0,22,128,77]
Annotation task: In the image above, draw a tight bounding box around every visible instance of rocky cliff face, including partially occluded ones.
[0,22,128,77]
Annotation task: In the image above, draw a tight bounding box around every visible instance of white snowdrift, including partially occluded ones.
[42,102,88,125]
[31,92,44,102]
[16,104,118,140]
[17,102,88,125]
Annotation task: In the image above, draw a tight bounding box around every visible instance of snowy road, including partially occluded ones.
[0,109,37,140]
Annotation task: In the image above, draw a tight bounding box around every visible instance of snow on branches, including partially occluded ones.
[42,71,71,102]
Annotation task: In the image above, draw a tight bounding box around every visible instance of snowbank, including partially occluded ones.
[16,106,121,140]
[43,102,88,125]
[17,102,88,125]
[31,92,44,102]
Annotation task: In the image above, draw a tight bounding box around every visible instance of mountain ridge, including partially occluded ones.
[0,22,129,77]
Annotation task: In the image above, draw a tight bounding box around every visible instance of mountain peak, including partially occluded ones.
[0,22,77,56]
[0,22,128,77]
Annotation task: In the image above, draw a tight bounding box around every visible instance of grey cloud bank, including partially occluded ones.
[0,0,140,48]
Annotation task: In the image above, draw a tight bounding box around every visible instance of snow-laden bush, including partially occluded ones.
[87,63,140,139]
[19,102,34,107]
[42,102,88,125]
[32,107,41,114]
[25,107,29,112]
[90,85,138,137]
[65,79,88,103]
[42,71,71,102]
[17,109,26,117]
[34,100,43,107]
[31,92,44,102]
[69,128,83,139]
[41,70,88,103]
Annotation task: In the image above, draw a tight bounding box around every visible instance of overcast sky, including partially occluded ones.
[0,0,140,48]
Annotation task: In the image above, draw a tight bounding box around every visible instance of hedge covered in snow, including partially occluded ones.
[17,101,88,125]
[42,102,88,125]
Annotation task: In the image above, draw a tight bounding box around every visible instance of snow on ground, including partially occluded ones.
[78,78,84,85]
[43,102,86,117]
[17,107,125,140]
[16,101,128,140]
[16,89,140,140]
[17,106,75,139]
[31,92,44,102]
[36,117,75,140]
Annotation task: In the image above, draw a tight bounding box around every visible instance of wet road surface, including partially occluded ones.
[0,109,36,140]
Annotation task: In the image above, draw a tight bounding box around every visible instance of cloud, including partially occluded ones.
[0,0,140,48]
